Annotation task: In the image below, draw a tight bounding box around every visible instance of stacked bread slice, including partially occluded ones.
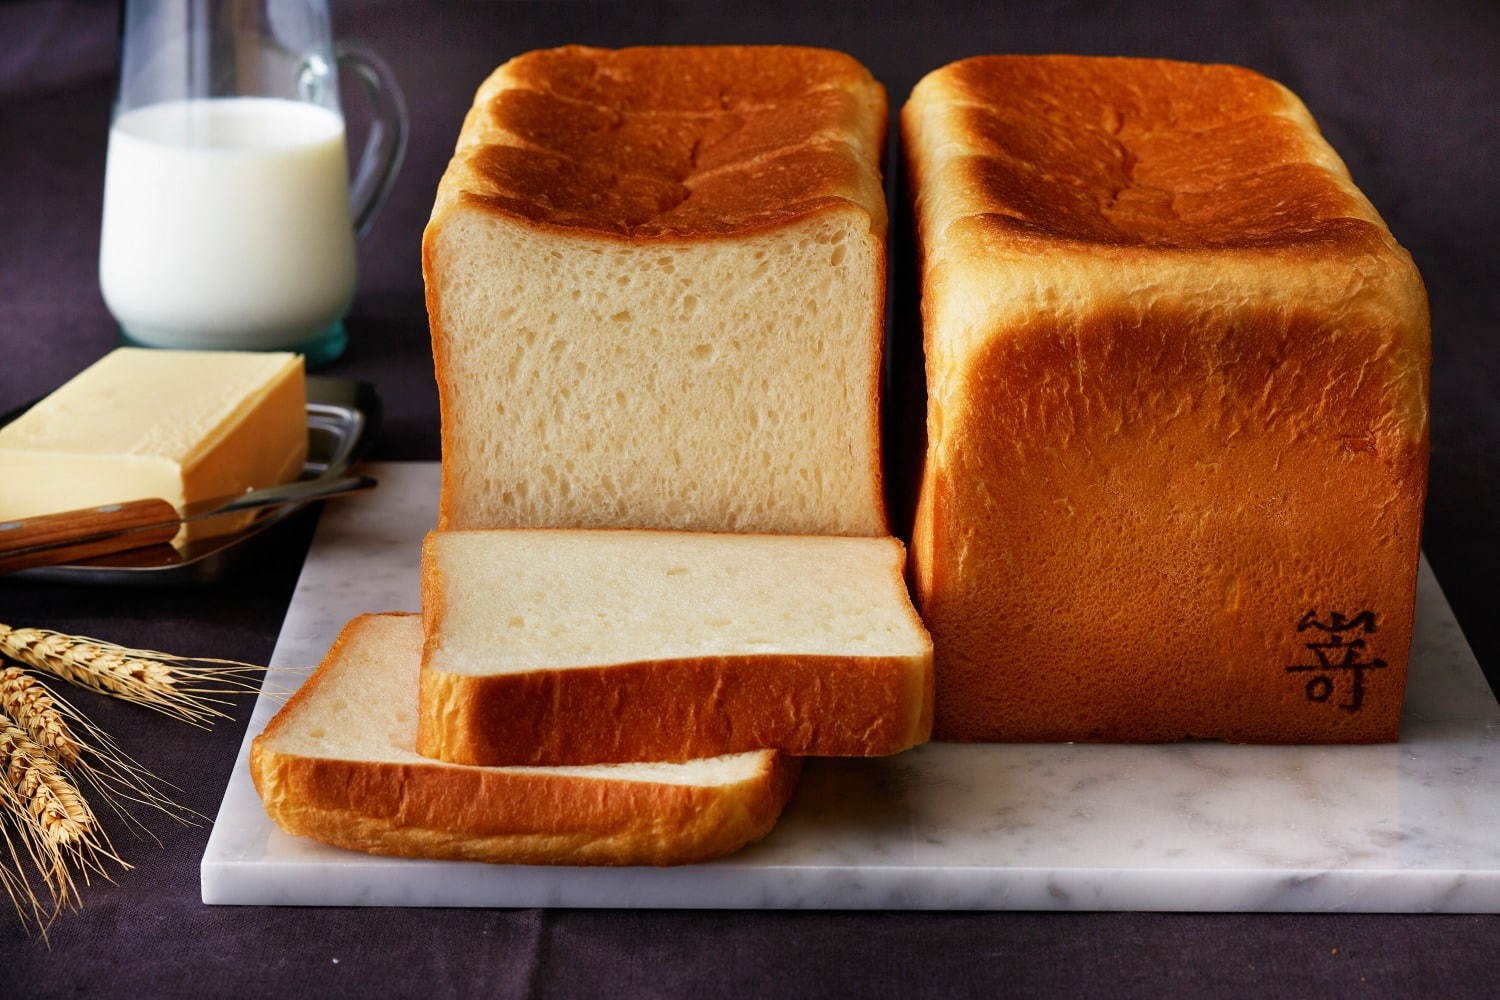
[253,45,933,867]
[417,530,932,767]
[252,614,802,865]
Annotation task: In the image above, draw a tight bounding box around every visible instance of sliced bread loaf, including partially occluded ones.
[423,45,888,535]
[418,529,934,766]
[252,613,799,866]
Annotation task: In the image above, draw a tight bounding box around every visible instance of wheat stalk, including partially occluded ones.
[0,713,92,846]
[0,776,49,932]
[0,668,189,934]
[0,624,264,727]
[0,709,126,919]
[0,667,195,836]
[0,667,81,766]
[0,623,260,932]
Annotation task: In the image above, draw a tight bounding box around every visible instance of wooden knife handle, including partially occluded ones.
[0,498,180,574]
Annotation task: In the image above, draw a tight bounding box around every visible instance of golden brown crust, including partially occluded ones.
[418,542,447,684]
[904,56,1430,744]
[907,54,1385,252]
[420,232,465,535]
[431,45,887,242]
[417,651,932,766]
[250,614,801,866]
[251,743,800,867]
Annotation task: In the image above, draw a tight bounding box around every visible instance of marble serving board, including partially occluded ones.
[201,462,1500,911]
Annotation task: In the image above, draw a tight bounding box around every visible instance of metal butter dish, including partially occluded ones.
[1,377,380,586]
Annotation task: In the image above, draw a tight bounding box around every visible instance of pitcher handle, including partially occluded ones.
[336,43,408,238]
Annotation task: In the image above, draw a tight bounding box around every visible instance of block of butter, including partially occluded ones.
[0,348,307,543]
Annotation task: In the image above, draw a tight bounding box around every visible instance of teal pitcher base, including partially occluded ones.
[118,319,348,368]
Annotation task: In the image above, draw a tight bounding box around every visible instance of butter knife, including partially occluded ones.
[0,474,376,575]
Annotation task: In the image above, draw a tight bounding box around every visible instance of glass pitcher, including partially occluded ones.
[99,0,408,365]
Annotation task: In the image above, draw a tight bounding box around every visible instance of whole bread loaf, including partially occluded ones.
[252,614,800,865]
[418,529,933,766]
[903,56,1430,743]
[424,45,889,536]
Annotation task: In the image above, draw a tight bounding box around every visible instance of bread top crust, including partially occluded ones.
[905,55,1389,252]
[434,45,887,241]
[903,55,1428,364]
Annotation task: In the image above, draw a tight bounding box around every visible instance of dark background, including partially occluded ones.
[1,0,1496,996]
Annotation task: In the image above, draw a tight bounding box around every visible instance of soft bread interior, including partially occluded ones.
[262,613,776,786]
[424,530,930,675]
[429,208,884,535]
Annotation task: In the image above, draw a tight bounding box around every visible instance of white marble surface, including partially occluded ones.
[201,462,1500,911]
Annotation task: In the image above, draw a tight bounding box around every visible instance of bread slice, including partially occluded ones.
[417,529,933,766]
[903,56,1429,743]
[423,45,888,536]
[252,614,800,866]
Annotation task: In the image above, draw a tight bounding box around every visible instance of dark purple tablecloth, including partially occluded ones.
[1,1,1496,995]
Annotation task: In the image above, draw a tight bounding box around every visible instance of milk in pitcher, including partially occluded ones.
[99,97,357,351]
